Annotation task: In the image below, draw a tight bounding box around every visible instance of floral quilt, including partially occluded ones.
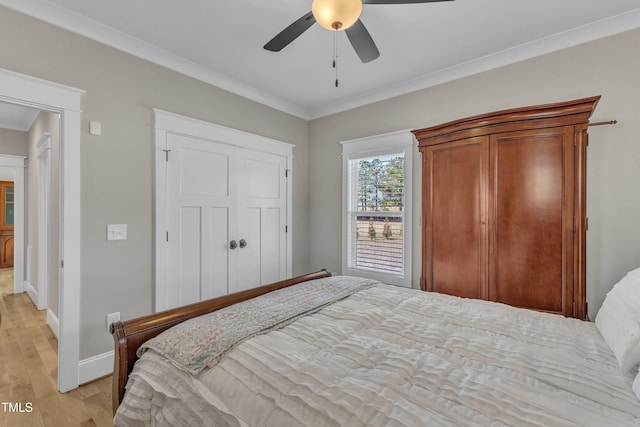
[138,275,377,375]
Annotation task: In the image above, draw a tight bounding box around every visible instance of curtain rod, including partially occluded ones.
[589,120,617,127]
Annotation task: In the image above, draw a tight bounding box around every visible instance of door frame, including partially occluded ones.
[0,67,84,392]
[153,109,294,311]
[36,133,52,311]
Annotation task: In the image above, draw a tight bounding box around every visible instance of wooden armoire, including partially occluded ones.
[413,97,600,319]
[0,180,14,269]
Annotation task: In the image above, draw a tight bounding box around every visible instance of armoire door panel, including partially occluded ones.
[489,128,571,313]
[426,138,488,299]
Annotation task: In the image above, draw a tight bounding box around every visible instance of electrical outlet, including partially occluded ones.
[106,312,120,333]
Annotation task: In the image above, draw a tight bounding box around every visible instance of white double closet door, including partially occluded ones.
[155,113,292,311]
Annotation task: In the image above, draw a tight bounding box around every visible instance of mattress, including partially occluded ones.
[115,282,640,426]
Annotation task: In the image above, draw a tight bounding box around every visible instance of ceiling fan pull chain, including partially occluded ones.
[333,30,339,87]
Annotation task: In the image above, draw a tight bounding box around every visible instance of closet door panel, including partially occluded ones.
[234,150,288,293]
[234,207,261,293]
[203,207,230,300]
[156,111,294,312]
[489,127,572,314]
[176,206,201,305]
[260,208,282,285]
[425,137,488,299]
[166,133,236,309]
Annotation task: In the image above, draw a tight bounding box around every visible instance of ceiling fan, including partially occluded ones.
[264,0,454,63]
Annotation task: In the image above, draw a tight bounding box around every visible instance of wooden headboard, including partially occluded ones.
[110,269,332,414]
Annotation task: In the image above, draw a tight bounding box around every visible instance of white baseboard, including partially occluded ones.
[78,350,114,385]
[46,309,59,338]
[23,280,37,306]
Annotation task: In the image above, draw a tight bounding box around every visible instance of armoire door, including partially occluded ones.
[488,126,575,315]
[423,137,489,299]
[164,133,289,309]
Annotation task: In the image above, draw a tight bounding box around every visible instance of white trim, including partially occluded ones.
[153,109,295,157]
[25,244,32,287]
[153,109,294,311]
[154,126,168,311]
[340,130,414,288]
[36,133,51,311]
[0,0,307,119]
[286,158,293,279]
[2,1,639,120]
[47,308,59,338]
[298,8,640,119]
[0,155,26,168]
[24,280,37,306]
[0,155,25,295]
[0,67,84,393]
[78,351,114,385]
[59,109,82,393]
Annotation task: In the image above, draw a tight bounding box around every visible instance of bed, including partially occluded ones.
[111,269,640,426]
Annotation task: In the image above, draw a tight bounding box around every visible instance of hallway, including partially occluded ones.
[0,268,112,426]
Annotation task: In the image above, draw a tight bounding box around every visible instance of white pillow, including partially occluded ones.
[595,268,640,373]
[611,270,640,312]
[633,372,640,401]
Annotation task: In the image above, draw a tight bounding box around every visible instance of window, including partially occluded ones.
[340,130,413,287]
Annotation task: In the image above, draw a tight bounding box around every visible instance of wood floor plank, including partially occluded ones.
[0,268,113,426]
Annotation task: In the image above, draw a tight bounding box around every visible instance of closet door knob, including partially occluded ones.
[229,240,238,250]
[239,239,247,248]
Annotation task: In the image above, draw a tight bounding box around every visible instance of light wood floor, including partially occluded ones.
[0,268,113,426]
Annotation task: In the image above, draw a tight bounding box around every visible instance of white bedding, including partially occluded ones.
[115,283,640,426]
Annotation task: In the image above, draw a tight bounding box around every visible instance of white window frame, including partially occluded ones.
[340,130,414,287]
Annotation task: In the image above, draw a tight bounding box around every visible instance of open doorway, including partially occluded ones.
[0,164,19,311]
[0,121,27,301]
[0,68,83,392]
[0,101,59,335]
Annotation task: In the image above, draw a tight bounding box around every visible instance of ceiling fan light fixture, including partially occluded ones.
[312,0,363,31]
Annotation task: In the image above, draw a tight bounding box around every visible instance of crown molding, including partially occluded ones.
[0,0,312,119]
[3,1,639,121]
[307,8,640,119]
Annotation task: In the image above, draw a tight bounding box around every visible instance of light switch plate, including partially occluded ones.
[107,224,127,241]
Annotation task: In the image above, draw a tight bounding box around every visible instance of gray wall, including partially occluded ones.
[1,4,638,364]
[308,28,640,320]
[0,6,310,359]
[0,127,28,156]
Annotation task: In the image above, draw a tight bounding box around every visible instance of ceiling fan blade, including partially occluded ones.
[345,19,380,63]
[264,11,316,52]
[363,0,453,4]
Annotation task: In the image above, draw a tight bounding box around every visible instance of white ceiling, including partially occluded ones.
[3,0,640,119]
[0,101,40,132]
